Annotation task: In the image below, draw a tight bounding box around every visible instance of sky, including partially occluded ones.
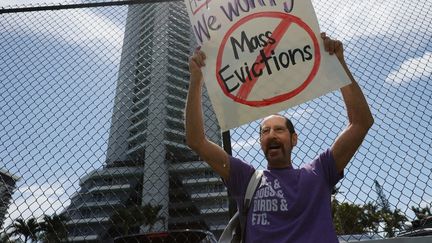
[1,0,431,236]
[1,0,128,229]
[0,0,65,7]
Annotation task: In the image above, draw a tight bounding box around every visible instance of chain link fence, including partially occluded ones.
[0,0,431,242]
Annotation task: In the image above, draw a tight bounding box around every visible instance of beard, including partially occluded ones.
[264,145,286,161]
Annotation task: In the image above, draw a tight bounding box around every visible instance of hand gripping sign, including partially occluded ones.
[185,0,351,131]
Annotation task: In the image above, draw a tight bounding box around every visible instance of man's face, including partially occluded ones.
[259,115,297,168]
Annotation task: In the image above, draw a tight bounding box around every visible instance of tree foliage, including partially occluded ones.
[141,203,165,232]
[410,205,432,229]
[110,205,144,236]
[38,214,69,243]
[7,218,41,243]
[5,213,68,243]
[411,205,431,220]
[332,200,380,235]
[380,208,407,237]
[332,189,407,237]
[0,231,13,243]
[109,203,165,237]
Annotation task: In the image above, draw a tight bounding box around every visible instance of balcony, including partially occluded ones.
[66,235,98,242]
[66,216,110,225]
[191,192,228,200]
[200,207,229,215]
[88,184,131,193]
[182,177,222,185]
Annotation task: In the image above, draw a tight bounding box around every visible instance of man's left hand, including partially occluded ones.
[321,32,345,64]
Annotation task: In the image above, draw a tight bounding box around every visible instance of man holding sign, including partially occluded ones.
[185,33,373,242]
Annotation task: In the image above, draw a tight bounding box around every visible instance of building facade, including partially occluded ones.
[65,2,229,242]
[0,169,19,230]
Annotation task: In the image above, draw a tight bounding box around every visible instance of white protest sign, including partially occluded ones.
[184,0,351,131]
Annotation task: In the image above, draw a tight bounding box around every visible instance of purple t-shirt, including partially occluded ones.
[225,149,342,243]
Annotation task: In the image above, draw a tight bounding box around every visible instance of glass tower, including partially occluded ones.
[65,2,229,242]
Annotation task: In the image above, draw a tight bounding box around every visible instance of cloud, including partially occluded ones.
[285,108,315,119]
[232,137,260,151]
[385,52,432,85]
[315,0,432,40]
[413,195,432,209]
[3,179,75,228]
[0,1,65,7]
[1,2,125,62]
[0,1,122,229]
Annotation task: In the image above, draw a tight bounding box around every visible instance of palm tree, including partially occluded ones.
[0,231,14,243]
[381,208,407,237]
[108,203,165,239]
[8,218,41,243]
[331,188,381,235]
[142,203,165,232]
[110,206,145,236]
[39,214,69,243]
[411,205,431,220]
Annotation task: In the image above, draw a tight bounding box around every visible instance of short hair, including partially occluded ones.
[282,115,296,134]
[260,114,296,134]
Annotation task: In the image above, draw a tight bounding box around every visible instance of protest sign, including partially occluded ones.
[184,0,351,131]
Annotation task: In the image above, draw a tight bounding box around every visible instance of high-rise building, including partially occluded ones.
[0,169,19,230]
[65,2,229,242]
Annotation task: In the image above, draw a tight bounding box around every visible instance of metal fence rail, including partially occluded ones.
[0,0,431,242]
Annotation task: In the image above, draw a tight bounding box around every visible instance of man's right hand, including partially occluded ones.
[189,49,206,85]
[185,48,230,181]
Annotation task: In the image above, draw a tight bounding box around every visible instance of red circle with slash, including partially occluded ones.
[216,12,321,107]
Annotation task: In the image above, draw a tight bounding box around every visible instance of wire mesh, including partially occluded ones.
[0,0,431,242]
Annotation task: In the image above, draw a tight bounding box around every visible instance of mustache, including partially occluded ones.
[264,140,285,155]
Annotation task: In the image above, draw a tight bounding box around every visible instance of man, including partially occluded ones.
[185,33,374,242]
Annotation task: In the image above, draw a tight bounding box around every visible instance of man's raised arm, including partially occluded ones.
[185,49,230,181]
[322,33,374,173]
